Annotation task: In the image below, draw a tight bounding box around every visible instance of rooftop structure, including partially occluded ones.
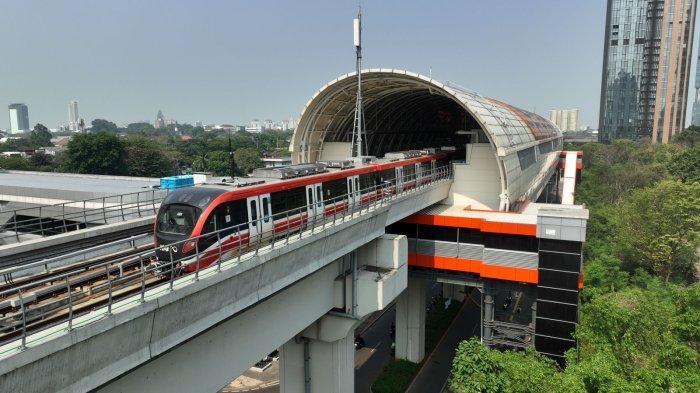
[292,69,563,211]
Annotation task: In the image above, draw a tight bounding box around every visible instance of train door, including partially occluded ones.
[395,167,404,193]
[247,194,273,240]
[259,193,273,236]
[415,163,422,184]
[431,160,437,180]
[246,196,260,240]
[347,175,360,207]
[305,183,323,220]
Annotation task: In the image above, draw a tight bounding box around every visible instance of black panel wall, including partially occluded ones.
[535,238,583,359]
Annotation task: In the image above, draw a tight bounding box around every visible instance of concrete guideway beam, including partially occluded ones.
[0,208,389,393]
[0,181,447,393]
[100,262,343,393]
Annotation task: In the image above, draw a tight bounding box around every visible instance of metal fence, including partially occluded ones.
[0,165,453,356]
[0,189,168,243]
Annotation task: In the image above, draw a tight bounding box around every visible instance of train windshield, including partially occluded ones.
[157,204,200,235]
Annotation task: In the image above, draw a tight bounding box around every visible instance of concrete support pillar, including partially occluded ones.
[280,319,355,393]
[482,292,494,345]
[395,277,426,363]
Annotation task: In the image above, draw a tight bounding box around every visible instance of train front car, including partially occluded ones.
[154,187,224,274]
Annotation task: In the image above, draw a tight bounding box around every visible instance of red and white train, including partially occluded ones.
[154,150,452,273]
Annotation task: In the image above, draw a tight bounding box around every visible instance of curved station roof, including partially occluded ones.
[291,69,563,210]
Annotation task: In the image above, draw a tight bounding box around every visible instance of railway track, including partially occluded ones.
[0,243,163,346]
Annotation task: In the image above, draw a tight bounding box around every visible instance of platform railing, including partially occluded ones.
[0,165,453,356]
[0,189,169,243]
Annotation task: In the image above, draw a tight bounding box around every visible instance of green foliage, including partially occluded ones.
[125,122,156,134]
[28,123,52,147]
[673,126,700,148]
[64,132,126,175]
[571,283,700,392]
[234,147,262,175]
[122,136,176,177]
[666,147,700,183]
[449,338,584,393]
[196,151,233,176]
[614,180,700,283]
[450,285,700,393]
[0,155,32,170]
[90,119,119,133]
[450,137,699,393]
[371,360,421,393]
[30,152,54,170]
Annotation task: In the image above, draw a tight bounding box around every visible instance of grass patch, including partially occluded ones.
[371,359,421,393]
[371,297,465,392]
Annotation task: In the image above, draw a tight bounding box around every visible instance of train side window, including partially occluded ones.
[287,187,306,211]
[359,173,373,190]
[322,179,346,202]
[271,191,287,214]
[262,196,270,223]
[250,200,258,222]
[203,213,217,233]
[316,186,322,208]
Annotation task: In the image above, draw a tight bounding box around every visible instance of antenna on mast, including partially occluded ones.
[352,5,365,159]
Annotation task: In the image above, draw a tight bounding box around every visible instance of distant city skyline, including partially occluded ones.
[2,1,699,132]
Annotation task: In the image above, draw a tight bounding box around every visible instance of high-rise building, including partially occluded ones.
[599,0,697,143]
[68,100,80,131]
[8,103,30,134]
[246,119,263,133]
[548,109,580,132]
[692,49,700,127]
[155,110,165,129]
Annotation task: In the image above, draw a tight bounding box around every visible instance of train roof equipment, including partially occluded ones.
[251,163,328,180]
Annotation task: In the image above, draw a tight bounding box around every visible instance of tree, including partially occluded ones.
[30,151,54,169]
[234,147,262,175]
[673,126,700,148]
[449,338,584,393]
[64,132,126,175]
[28,123,53,147]
[125,122,156,134]
[90,119,119,133]
[0,155,31,170]
[572,284,700,391]
[614,180,700,283]
[123,136,175,177]
[204,151,232,176]
[666,147,700,183]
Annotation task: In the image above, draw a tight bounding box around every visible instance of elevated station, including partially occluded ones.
[0,69,587,393]
[293,69,586,359]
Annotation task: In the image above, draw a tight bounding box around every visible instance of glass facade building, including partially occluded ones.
[8,103,30,134]
[692,49,700,126]
[599,0,697,143]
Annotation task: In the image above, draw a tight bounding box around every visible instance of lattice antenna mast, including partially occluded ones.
[352,6,365,158]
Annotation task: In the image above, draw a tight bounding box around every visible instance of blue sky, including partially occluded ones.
[0,1,689,130]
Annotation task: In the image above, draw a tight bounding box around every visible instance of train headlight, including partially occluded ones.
[182,240,197,254]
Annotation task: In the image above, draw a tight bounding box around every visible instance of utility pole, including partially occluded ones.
[228,129,237,180]
[352,6,365,159]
